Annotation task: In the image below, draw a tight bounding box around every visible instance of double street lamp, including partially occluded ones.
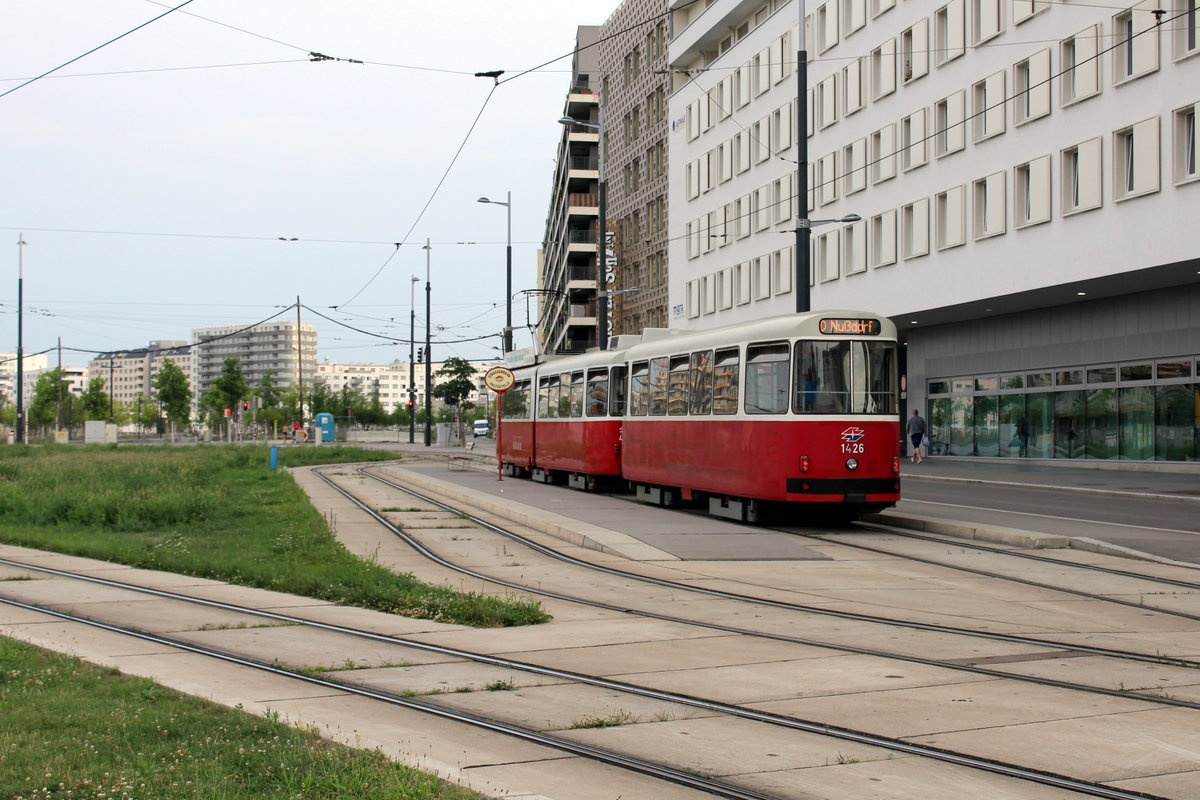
[558,114,609,351]
[477,192,513,353]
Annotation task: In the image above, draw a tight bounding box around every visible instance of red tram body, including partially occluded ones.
[497,311,900,520]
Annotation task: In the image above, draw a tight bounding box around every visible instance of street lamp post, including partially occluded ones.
[558,114,608,350]
[422,239,432,447]
[796,1,811,313]
[477,192,513,353]
[409,275,419,444]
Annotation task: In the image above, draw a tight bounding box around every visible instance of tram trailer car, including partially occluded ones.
[498,311,901,521]
[500,348,626,490]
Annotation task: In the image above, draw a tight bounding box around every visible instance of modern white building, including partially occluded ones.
[0,352,48,403]
[191,321,317,406]
[315,359,499,415]
[668,0,1200,461]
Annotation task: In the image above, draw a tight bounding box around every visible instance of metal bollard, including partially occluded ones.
[270,446,278,470]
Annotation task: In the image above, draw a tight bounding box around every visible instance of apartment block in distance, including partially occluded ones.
[88,341,191,407]
[598,0,672,334]
[669,0,1200,462]
[191,321,316,406]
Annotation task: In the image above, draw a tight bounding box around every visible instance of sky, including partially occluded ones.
[2,0,621,369]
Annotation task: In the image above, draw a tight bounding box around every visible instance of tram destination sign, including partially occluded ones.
[819,318,882,336]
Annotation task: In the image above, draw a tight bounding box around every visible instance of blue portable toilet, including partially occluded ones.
[314,412,335,444]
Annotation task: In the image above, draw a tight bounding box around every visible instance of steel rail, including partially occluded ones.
[0,583,1167,800]
[352,466,1200,670]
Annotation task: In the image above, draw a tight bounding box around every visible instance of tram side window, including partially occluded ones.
[630,361,649,416]
[854,342,898,413]
[712,348,740,414]
[504,380,529,418]
[689,350,714,414]
[610,365,627,416]
[586,368,608,417]
[794,340,849,413]
[559,373,575,417]
[538,377,552,418]
[745,343,790,414]
[546,376,561,418]
[667,356,690,416]
[569,372,585,417]
[649,357,670,415]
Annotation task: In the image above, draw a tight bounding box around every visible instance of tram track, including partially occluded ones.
[352,465,1200,672]
[0,553,1171,800]
[4,462,1199,798]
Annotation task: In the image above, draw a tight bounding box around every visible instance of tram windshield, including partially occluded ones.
[793,340,897,414]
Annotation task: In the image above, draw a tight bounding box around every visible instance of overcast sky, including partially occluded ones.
[2,0,620,368]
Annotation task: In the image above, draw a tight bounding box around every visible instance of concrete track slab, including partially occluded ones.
[419,682,705,731]
[178,625,455,670]
[616,653,981,705]
[735,756,1103,800]
[0,564,37,580]
[921,706,1200,783]
[752,677,1162,738]
[411,615,718,655]
[2,617,197,661]
[559,714,896,777]
[460,756,725,800]
[1111,769,1200,800]
[0,577,160,606]
[983,654,1200,699]
[171,583,337,611]
[336,661,570,696]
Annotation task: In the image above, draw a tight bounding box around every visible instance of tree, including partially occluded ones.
[28,369,70,432]
[432,357,478,442]
[154,358,192,439]
[254,370,281,412]
[80,377,110,421]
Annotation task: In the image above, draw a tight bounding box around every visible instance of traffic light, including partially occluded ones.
[407,399,414,409]
[242,401,249,410]
[416,347,423,362]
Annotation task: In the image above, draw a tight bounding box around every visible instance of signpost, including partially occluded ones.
[483,366,515,481]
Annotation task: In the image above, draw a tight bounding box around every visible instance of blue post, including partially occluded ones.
[270,446,278,470]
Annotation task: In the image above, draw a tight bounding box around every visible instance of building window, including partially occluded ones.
[900,109,928,170]
[972,171,1006,239]
[735,262,752,304]
[1012,0,1048,25]
[1173,103,1199,183]
[1114,116,1162,199]
[1014,155,1052,227]
[817,230,840,282]
[1014,49,1051,124]
[972,0,1004,44]
[843,220,867,274]
[1061,25,1102,106]
[1174,0,1199,59]
[818,152,839,205]
[934,91,966,156]
[1061,137,1103,213]
[935,185,967,249]
[817,1,840,52]
[843,137,867,194]
[871,0,895,18]
[843,57,866,115]
[817,75,838,129]
[901,19,929,83]
[972,70,1006,142]
[753,116,772,163]
[901,197,930,259]
[870,123,896,182]
[934,0,965,65]
[773,247,794,294]
[1114,2,1160,83]
[870,209,897,267]
[772,101,793,153]
[773,175,793,223]
[754,255,772,299]
[842,0,867,36]
[871,39,897,99]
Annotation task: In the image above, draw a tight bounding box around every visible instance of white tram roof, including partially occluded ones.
[514,311,893,377]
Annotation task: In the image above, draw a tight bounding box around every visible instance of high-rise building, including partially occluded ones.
[598,0,672,335]
[191,321,316,408]
[540,26,605,354]
[668,0,1200,462]
[88,341,191,408]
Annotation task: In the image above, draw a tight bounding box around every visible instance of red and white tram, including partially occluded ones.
[497,311,900,521]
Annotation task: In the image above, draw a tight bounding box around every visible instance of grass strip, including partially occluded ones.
[0,445,548,627]
[0,636,485,800]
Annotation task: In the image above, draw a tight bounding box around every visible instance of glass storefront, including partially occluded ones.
[926,356,1199,462]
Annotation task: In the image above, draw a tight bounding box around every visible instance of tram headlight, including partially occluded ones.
[845,458,859,471]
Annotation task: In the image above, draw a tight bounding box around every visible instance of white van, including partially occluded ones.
[472,419,491,437]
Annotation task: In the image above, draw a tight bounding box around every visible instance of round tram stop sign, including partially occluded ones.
[484,366,515,393]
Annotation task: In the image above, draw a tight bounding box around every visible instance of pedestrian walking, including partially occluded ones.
[906,409,928,464]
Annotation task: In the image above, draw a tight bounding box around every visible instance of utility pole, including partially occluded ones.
[15,235,25,443]
[56,337,63,432]
[409,275,418,444]
[423,240,432,447]
[795,2,812,313]
[296,296,304,426]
